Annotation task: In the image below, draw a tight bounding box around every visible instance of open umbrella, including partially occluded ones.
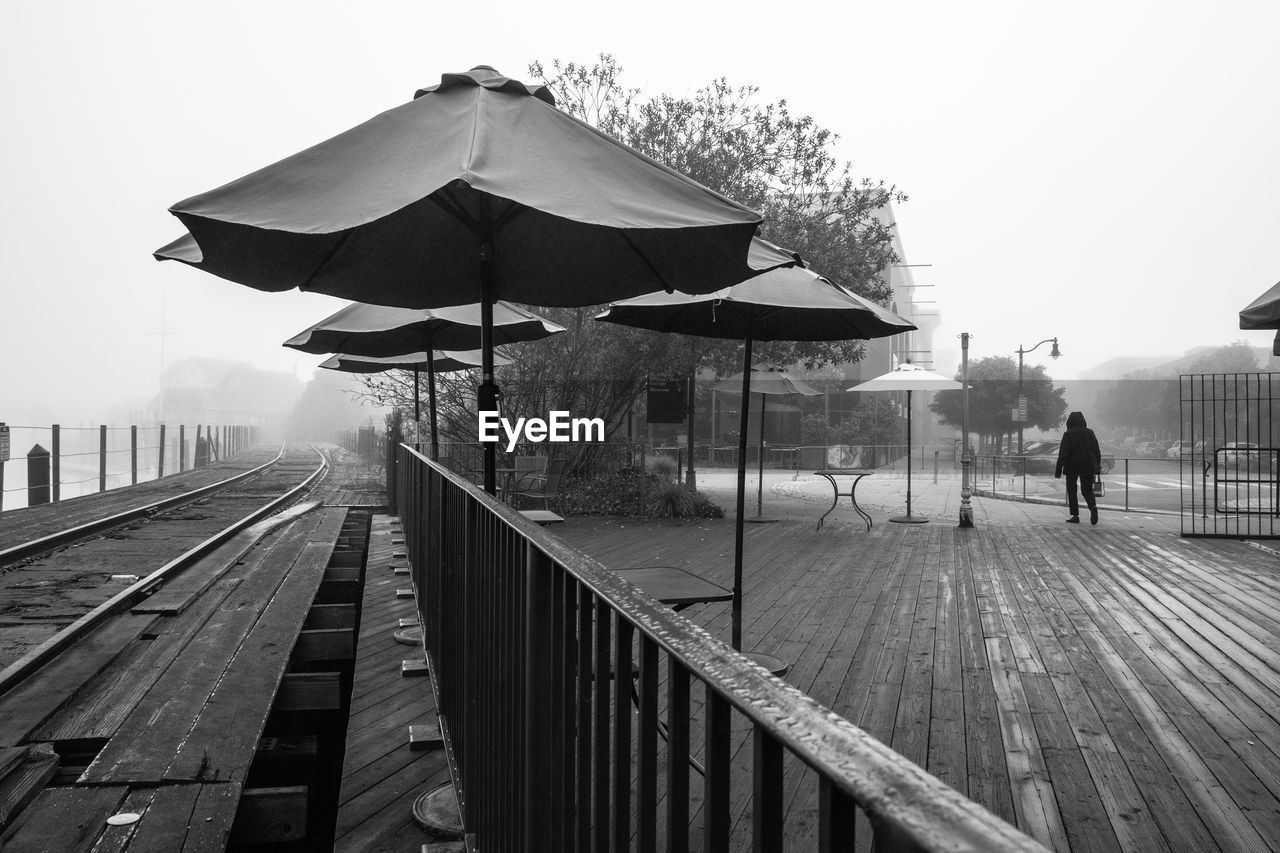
[284,300,564,357]
[155,65,768,493]
[319,349,511,458]
[598,251,915,658]
[847,363,963,524]
[713,367,822,520]
[285,300,564,459]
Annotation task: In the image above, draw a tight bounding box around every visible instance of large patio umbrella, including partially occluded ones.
[154,65,768,493]
[597,254,915,655]
[713,367,822,519]
[847,363,963,524]
[318,349,511,460]
[284,300,564,459]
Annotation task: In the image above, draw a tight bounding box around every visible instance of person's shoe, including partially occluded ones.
[1066,515,1080,523]
[1090,507,1099,525]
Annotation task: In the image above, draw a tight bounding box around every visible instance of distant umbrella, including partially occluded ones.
[318,349,509,374]
[284,301,563,460]
[155,65,767,493]
[319,349,511,457]
[713,367,822,518]
[284,301,564,357]
[599,250,915,655]
[847,363,964,523]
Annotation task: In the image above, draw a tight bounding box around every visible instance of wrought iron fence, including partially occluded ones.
[395,444,1043,851]
[1181,372,1280,537]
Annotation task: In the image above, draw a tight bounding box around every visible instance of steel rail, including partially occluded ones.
[0,445,289,567]
[0,443,329,699]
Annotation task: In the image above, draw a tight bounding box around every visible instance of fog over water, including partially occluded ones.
[2,1,1277,432]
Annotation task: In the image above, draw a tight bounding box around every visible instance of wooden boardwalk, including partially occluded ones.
[334,514,451,851]
[557,512,1280,852]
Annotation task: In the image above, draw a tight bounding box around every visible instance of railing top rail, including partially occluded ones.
[401,443,1044,852]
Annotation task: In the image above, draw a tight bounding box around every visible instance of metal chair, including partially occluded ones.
[510,458,567,512]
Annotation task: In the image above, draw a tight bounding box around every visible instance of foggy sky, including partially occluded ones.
[2,0,1277,425]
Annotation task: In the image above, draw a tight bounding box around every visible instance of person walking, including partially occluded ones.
[1054,410,1101,524]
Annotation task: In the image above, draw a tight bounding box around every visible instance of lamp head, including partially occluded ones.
[1050,338,1061,359]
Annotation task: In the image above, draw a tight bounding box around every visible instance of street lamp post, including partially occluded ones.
[1015,337,1061,455]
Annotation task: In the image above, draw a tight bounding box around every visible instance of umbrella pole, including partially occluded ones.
[891,388,928,524]
[414,370,421,450]
[478,208,498,495]
[757,393,766,516]
[427,350,439,462]
[733,339,752,650]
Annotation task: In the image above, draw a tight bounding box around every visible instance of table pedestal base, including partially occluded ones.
[890,514,930,524]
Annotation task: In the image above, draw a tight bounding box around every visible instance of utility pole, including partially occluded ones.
[959,333,973,528]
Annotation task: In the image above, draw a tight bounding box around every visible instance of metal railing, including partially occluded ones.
[972,453,1188,514]
[396,444,1043,851]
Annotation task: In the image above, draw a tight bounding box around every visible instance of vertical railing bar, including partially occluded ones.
[752,727,784,850]
[524,540,555,848]
[666,657,690,853]
[613,617,634,853]
[561,572,579,847]
[549,562,567,848]
[637,635,659,853]
[818,776,857,852]
[593,597,612,853]
[577,583,593,852]
[704,686,730,853]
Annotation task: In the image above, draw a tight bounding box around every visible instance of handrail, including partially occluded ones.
[397,443,1045,852]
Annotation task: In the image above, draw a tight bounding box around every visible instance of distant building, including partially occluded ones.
[133,358,305,439]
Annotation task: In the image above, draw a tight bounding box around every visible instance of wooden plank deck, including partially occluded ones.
[556,513,1280,852]
[334,514,451,852]
[0,506,346,850]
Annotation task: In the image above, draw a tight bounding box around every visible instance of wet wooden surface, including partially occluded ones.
[557,513,1280,852]
[334,514,450,852]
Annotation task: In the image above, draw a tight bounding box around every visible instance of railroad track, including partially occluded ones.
[0,442,329,682]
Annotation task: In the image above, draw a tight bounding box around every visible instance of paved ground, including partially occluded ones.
[683,464,1181,534]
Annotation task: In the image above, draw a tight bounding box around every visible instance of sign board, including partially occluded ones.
[646,378,687,424]
[1017,395,1028,422]
[0,423,8,463]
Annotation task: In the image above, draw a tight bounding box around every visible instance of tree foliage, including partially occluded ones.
[359,55,906,456]
[929,356,1067,451]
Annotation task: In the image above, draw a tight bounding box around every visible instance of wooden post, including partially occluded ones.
[158,423,166,478]
[99,425,107,492]
[50,424,60,503]
[131,425,138,485]
[194,424,204,468]
[179,424,186,473]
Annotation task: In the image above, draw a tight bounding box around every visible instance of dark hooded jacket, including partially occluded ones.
[1055,411,1101,476]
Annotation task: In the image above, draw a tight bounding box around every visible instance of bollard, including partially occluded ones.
[51,424,60,503]
[933,449,939,484]
[27,444,51,506]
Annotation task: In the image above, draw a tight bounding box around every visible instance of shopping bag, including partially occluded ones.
[1093,473,1105,497]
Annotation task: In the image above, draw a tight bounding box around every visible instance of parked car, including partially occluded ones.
[1011,440,1114,475]
[1218,441,1267,470]
[1166,441,1192,458]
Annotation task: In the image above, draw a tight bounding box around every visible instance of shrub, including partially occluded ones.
[646,453,679,482]
[646,480,696,518]
[645,481,724,519]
